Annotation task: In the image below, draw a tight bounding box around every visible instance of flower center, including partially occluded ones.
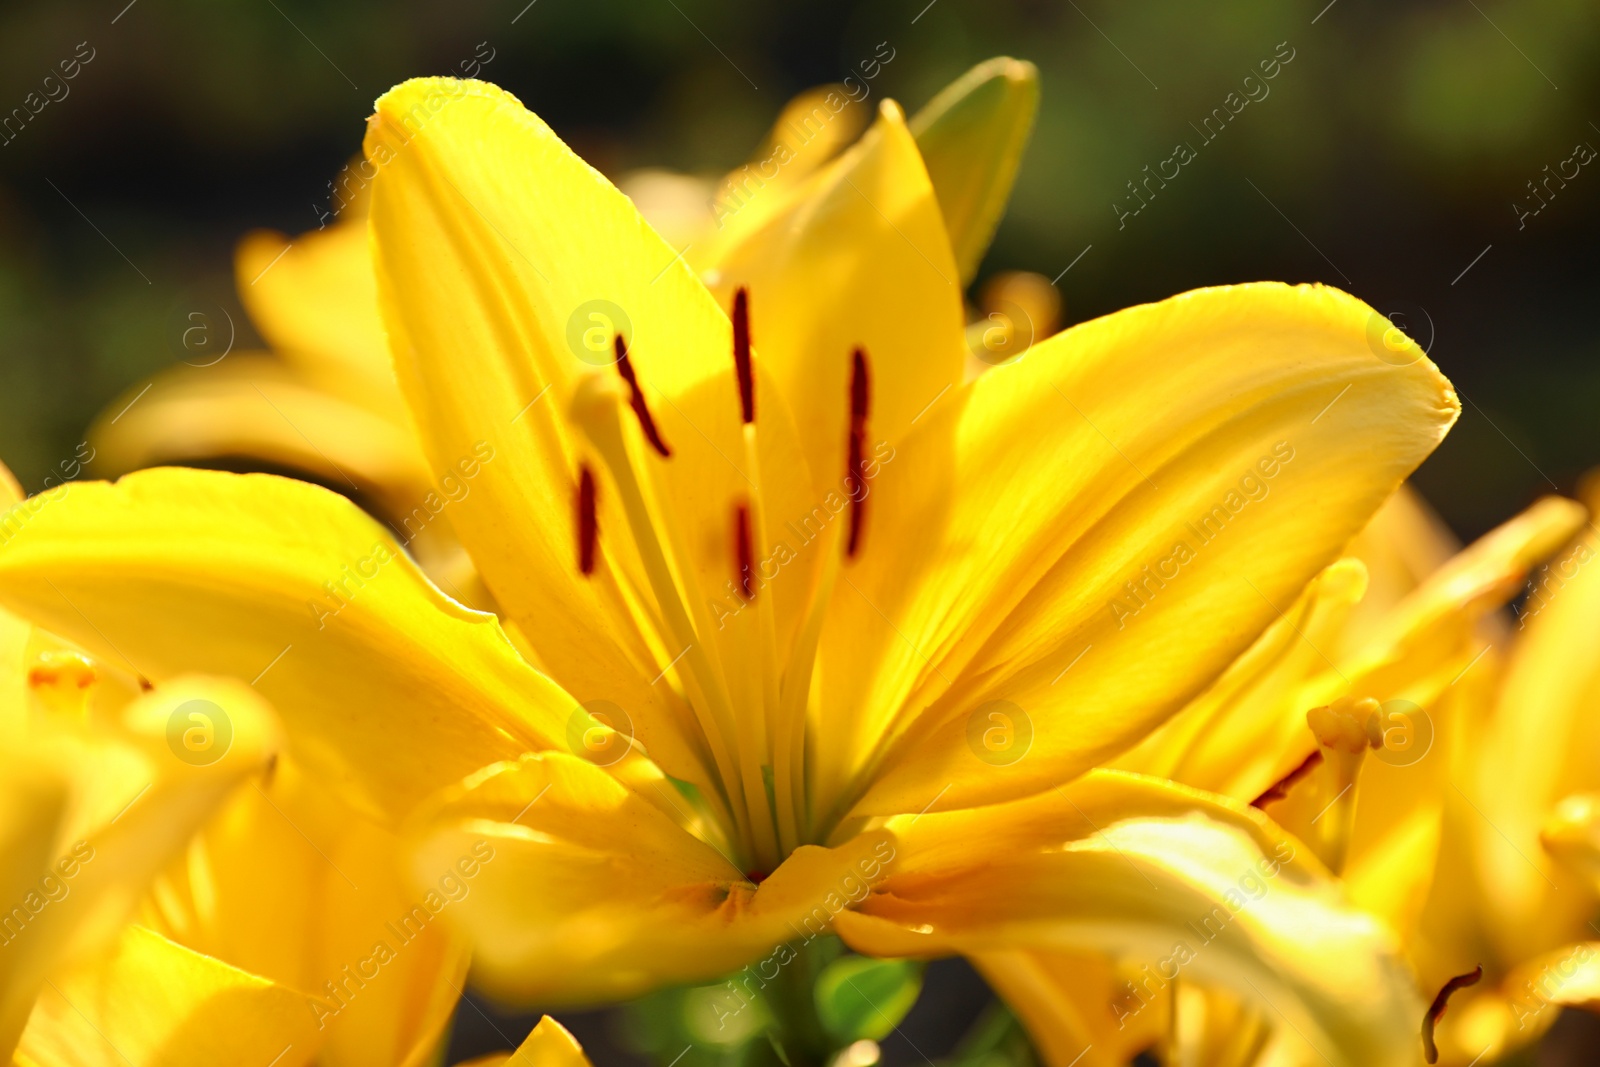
[566,287,874,872]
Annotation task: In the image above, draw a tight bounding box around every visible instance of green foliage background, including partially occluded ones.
[1,0,1597,539]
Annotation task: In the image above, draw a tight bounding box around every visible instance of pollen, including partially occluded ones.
[613,335,671,457]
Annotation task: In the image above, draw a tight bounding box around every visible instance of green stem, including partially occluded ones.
[761,939,835,1067]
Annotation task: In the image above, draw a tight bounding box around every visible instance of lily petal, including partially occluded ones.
[1501,941,1600,1011]
[835,770,1426,1067]
[0,464,28,741]
[1117,495,1581,809]
[1343,494,1584,687]
[455,1015,592,1067]
[235,222,402,411]
[18,925,322,1067]
[142,757,468,1067]
[0,468,569,822]
[1168,984,1278,1067]
[729,83,872,206]
[1459,504,1600,963]
[702,99,967,504]
[1342,484,1461,635]
[1,677,277,1058]
[406,751,892,1005]
[0,752,72,1055]
[829,282,1458,819]
[1111,557,1368,801]
[908,57,1040,285]
[1120,495,1580,947]
[87,355,432,526]
[967,949,1160,1067]
[365,77,766,799]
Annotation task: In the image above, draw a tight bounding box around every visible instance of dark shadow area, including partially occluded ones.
[446,957,994,1066]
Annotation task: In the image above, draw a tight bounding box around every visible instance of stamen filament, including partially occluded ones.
[722,492,779,862]
[577,457,733,837]
[778,347,875,843]
[738,426,789,857]
[724,292,788,856]
[1251,749,1323,808]
[779,508,858,845]
[639,437,780,870]
[570,373,754,858]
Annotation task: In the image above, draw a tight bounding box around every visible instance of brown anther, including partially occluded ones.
[577,465,598,576]
[745,869,769,885]
[846,347,871,558]
[613,335,671,457]
[1422,965,1482,1064]
[735,502,755,601]
[850,346,870,423]
[732,287,754,424]
[1251,749,1324,808]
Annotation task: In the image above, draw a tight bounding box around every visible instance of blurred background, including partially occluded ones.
[1,0,1596,1062]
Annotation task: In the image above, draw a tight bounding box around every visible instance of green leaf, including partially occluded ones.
[813,956,924,1043]
[764,1027,792,1067]
[910,57,1040,286]
[942,1002,1038,1067]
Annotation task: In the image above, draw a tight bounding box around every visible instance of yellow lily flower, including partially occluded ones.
[456,1015,592,1067]
[1,710,291,1067]
[128,752,473,1067]
[987,487,1586,1065]
[1407,481,1600,1065]
[14,723,472,1067]
[0,469,290,1064]
[0,74,1460,1066]
[1,468,468,1067]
